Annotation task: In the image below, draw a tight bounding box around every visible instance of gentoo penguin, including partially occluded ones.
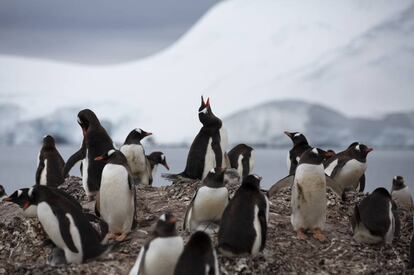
[183,168,229,233]
[284,131,312,175]
[145,152,170,186]
[119,128,152,184]
[391,176,413,212]
[22,185,108,264]
[351,187,399,244]
[324,142,373,195]
[164,96,228,181]
[218,174,269,257]
[174,231,219,275]
[36,135,65,187]
[95,149,136,241]
[227,144,255,178]
[291,148,332,241]
[129,212,184,275]
[63,109,114,200]
[5,187,83,218]
[0,185,7,201]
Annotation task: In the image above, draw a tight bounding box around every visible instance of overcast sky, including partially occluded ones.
[0,0,218,64]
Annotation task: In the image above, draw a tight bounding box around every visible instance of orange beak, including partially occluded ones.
[94,156,105,161]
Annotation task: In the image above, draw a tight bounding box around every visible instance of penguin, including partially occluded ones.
[351,187,400,244]
[145,152,170,186]
[324,142,372,195]
[63,109,114,200]
[218,174,269,257]
[95,149,136,241]
[164,96,228,181]
[409,233,414,269]
[391,176,413,212]
[5,187,83,218]
[284,131,312,175]
[129,212,184,275]
[291,148,332,241]
[183,168,229,233]
[0,184,7,201]
[227,144,255,178]
[36,135,65,187]
[119,128,152,185]
[174,231,219,275]
[22,185,108,264]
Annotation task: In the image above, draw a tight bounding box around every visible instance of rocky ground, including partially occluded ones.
[1,176,414,274]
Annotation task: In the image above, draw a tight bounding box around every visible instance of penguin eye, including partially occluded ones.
[161,155,165,161]
[77,117,82,124]
[294,133,301,137]
[312,148,318,155]
[135,128,142,134]
[28,187,34,197]
[355,145,360,151]
[17,190,22,197]
[108,149,116,156]
[199,108,208,114]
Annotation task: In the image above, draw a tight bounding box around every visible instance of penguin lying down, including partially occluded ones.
[5,185,109,264]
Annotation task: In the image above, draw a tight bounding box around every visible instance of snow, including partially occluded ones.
[0,0,413,144]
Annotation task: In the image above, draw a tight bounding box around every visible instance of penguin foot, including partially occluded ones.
[47,247,66,266]
[115,233,128,242]
[296,229,307,240]
[105,233,117,241]
[313,228,327,242]
[87,195,95,202]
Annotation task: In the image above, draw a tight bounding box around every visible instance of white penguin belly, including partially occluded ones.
[249,150,255,175]
[202,138,215,180]
[353,221,383,244]
[142,236,184,275]
[237,154,243,177]
[335,160,366,190]
[82,152,90,196]
[251,205,262,255]
[392,187,413,211]
[384,202,395,244]
[23,205,38,218]
[286,152,291,171]
[291,164,326,231]
[40,159,47,185]
[324,159,338,177]
[191,187,229,229]
[100,164,134,233]
[37,202,83,263]
[120,144,146,175]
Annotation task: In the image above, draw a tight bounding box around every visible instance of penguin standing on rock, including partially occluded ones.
[164,96,228,181]
[95,149,136,241]
[291,148,332,241]
[324,142,373,195]
[391,176,413,212]
[284,131,312,175]
[184,168,229,233]
[63,109,114,200]
[351,187,400,244]
[129,212,184,275]
[21,185,108,264]
[120,128,152,184]
[145,152,170,186]
[227,144,255,178]
[174,231,219,275]
[36,135,65,187]
[218,174,269,257]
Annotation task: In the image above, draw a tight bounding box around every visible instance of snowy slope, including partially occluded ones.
[0,0,413,144]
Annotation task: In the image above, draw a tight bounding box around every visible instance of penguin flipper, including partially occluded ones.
[325,175,343,197]
[211,133,223,168]
[268,175,294,197]
[241,157,250,178]
[183,189,198,231]
[358,174,366,192]
[52,207,79,253]
[35,156,45,185]
[63,140,86,177]
[129,246,146,275]
[258,198,268,251]
[329,158,347,179]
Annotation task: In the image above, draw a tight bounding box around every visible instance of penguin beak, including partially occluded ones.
[162,161,170,170]
[168,216,177,224]
[324,151,336,158]
[3,197,12,202]
[145,132,153,137]
[284,131,292,138]
[366,148,373,154]
[23,201,30,210]
[94,155,105,161]
[205,98,210,108]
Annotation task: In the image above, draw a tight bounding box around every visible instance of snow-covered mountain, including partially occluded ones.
[0,0,413,144]
[224,100,414,148]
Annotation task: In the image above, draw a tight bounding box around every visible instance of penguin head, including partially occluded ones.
[371,187,392,199]
[284,131,309,146]
[3,188,31,209]
[187,231,213,251]
[348,142,373,161]
[77,109,101,135]
[204,167,225,187]
[154,212,177,237]
[42,135,56,149]
[300,148,334,165]
[392,176,406,190]
[0,185,6,199]
[198,96,222,127]
[241,174,262,189]
[147,152,170,170]
[326,149,336,159]
[95,149,126,164]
